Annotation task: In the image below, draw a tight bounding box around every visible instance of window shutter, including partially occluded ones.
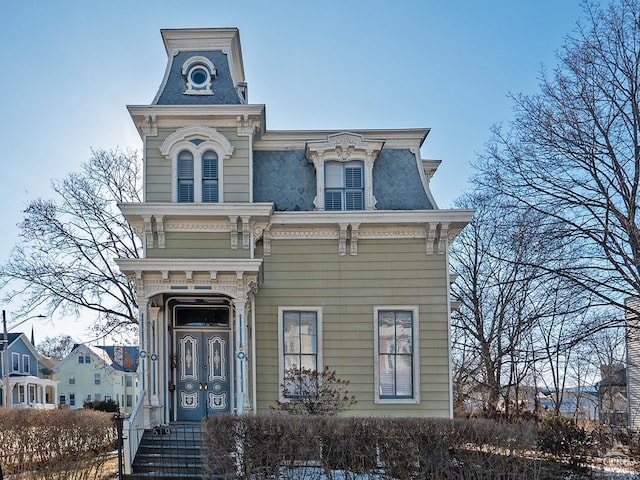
[325,191,342,211]
[177,151,194,178]
[344,164,363,188]
[345,190,364,210]
[202,151,218,179]
[177,150,195,203]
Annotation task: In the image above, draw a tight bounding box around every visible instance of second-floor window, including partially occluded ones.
[324,161,364,211]
[69,374,76,385]
[12,353,19,372]
[22,355,30,374]
[177,149,219,203]
[94,373,101,385]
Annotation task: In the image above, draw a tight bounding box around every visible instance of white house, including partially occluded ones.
[55,344,139,412]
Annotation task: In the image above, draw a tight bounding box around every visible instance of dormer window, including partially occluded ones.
[324,161,364,211]
[182,56,217,95]
[306,133,384,211]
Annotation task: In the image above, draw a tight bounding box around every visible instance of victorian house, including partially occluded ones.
[115,27,472,434]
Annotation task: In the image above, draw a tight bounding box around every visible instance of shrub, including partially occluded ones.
[202,415,593,479]
[272,366,357,416]
[0,408,116,480]
[83,398,120,412]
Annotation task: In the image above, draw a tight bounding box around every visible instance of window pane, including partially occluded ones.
[178,181,194,203]
[325,191,342,211]
[345,190,364,210]
[396,313,413,354]
[395,355,413,396]
[379,355,395,397]
[325,162,343,187]
[299,312,317,354]
[344,165,363,188]
[283,312,301,354]
[177,151,194,178]
[202,181,218,202]
[378,312,395,353]
[202,151,218,178]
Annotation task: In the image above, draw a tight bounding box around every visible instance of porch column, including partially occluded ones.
[148,306,161,407]
[234,302,249,415]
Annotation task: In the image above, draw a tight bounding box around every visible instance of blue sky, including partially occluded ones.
[0,0,595,341]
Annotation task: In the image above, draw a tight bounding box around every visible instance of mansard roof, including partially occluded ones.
[153,28,247,106]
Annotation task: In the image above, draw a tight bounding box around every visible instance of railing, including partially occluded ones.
[123,390,146,475]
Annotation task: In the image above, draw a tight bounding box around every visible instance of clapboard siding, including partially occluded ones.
[146,232,250,259]
[144,127,251,203]
[254,236,451,417]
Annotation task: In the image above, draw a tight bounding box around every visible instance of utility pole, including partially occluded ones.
[3,310,10,408]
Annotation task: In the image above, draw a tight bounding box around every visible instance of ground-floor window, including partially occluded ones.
[374,306,420,403]
[28,385,37,404]
[69,393,76,406]
[278,307,323,399]
[59,395,66,405]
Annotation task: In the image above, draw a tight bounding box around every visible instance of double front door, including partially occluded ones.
[174,330,231,420]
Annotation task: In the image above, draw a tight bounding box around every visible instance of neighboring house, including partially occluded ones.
[627,297,640,428]
[598,364,628,426]
[55,344,139,412]
[0,333,57,409]
[115,27,472,431]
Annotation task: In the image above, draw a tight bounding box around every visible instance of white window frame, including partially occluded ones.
[305,132,383,211]
[22,354,30,374]
[373,306,420,404]
[277,306,323,402]
[159,126,234,203]
[69,393,76,406]
[28,384,37,404]
[11,353,19,372]
[68,374,76,385]
[324,160,365,211]
[94,373,101,385]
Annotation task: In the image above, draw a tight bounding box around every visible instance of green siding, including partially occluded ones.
[146,232,251,259]
[144,127,251,203]
[254,237,451,418]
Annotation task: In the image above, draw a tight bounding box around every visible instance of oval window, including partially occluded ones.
[189,66,209,87]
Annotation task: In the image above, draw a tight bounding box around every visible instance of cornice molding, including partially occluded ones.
[254,128,429,151]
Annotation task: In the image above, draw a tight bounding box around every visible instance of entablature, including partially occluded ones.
[119,202,274,250]
[127,105,266,138]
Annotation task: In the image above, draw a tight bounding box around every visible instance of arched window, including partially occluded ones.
[160,126,234,203]
[202,150,219,203]
[177,150,194,203]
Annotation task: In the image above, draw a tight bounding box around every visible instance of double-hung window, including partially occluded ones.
[374,307,419,403]
[11,353,19,372]
[94,373,101,385]
[324,161,364,211]
[22,355,30,374]
[177,149,219,203]
[279,307,322,398]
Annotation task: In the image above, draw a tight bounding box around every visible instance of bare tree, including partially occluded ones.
[36,335,76,360]
[477,0,640,313]
[0,148,142,336]
[451,192,591,418]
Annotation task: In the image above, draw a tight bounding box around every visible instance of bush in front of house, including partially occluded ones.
[83,398,120,412]
[0,407,116,480]
[202,415,591,479]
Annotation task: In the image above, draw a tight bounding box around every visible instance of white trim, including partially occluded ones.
[159,126,233,204]
[373,305,420,405]
[277,306,323,403]
[22,354,30,374]
[305,132,383,211]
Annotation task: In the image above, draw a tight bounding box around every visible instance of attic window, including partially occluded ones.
[182,56,217,96]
